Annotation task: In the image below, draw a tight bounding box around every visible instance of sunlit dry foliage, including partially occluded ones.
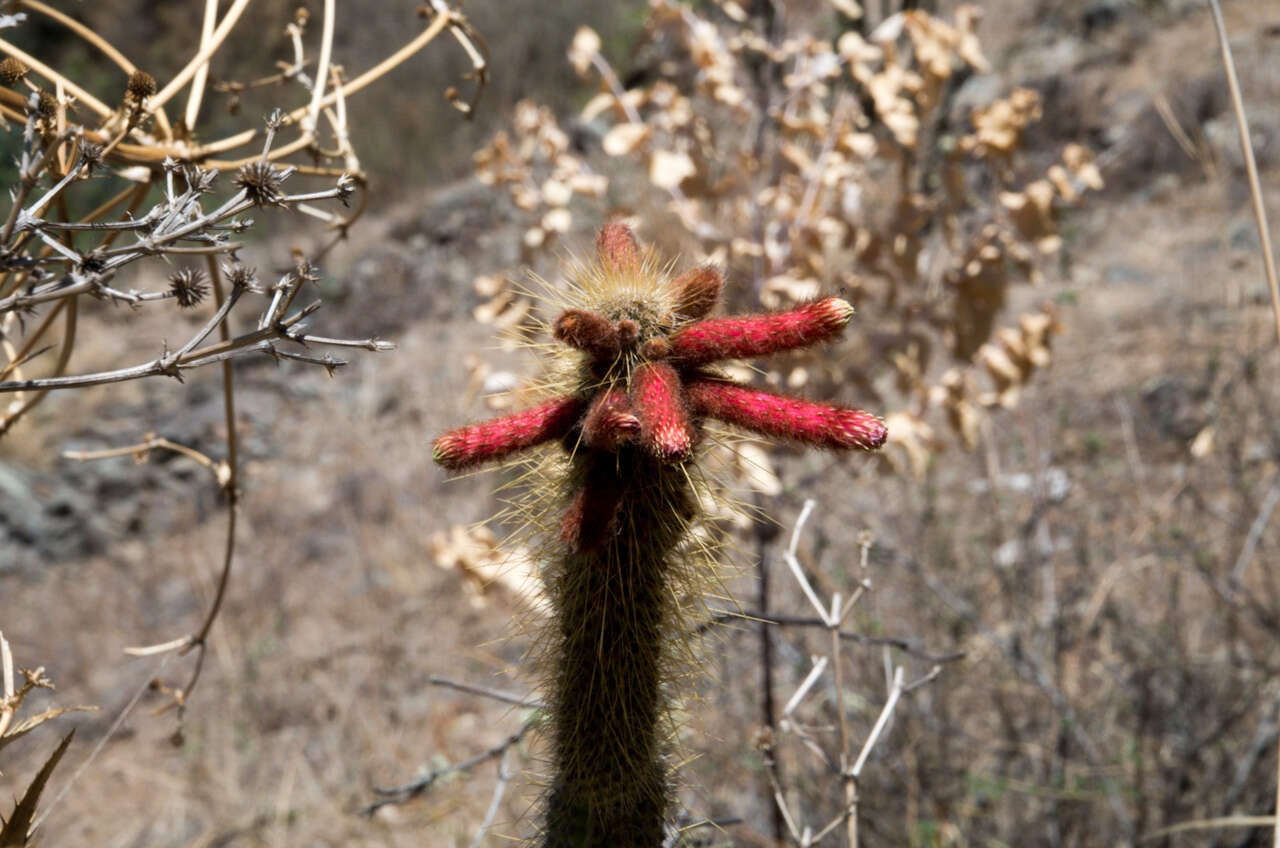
[473,0,1100,478]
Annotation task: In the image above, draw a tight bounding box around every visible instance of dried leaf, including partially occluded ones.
[523,226,546,249]
[952,4,990,72]
[884,411,937,477]
[0,706,97,753]
[967,87,1041,156]
[0,730,73,847]
[567,172,608,197]
[429,525,545,612]
[541,178,572,207]
[1063,142,1104,190]
[473,274,504,298]
[830,0,863,19]
[837,31,881,64]
[1190,425,1215,459]
[1046,164,1077,202]
[761,274,821,309]
[542,207,572,234]
[649,149,696,190]
[732,441,782,496]
[602,122,650,157]
[840,131,878,159]
[568,26,601,77]
[936,368,980,448]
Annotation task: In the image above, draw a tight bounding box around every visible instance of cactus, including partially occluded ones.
[432,221,886,846]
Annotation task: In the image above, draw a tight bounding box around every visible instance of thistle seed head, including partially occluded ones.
[78,251,107,276]
[169,268,209,308]
[234,161,285,206]
[34,90,56,119]
[223,263,260,293]
[127,70,157,100]
[77,139,105,175]
[0,57,28,85]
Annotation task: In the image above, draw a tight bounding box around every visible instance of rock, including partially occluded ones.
[0,460,115,573]
[1140,377,1204,442]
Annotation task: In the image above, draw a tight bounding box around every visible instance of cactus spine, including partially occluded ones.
[432,222,886,845]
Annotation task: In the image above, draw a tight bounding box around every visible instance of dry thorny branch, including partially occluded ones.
[750,500,946,848]
[0,1,486,839]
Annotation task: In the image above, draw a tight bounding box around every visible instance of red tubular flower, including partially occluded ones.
[582,387,639,451]
[631,361,694,463]
[432,396,586,470]
[669,296,854,366]
[686,379,886,451]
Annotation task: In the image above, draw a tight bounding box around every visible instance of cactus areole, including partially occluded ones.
[432,222,886,846]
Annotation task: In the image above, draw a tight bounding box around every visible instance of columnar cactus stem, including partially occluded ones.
[632,361,694,463]
[581,387,639,451]
[555,309,623,359]
[596,219,642,270]
[545,449,685,845]
[433,396,586,470]
[668,295,854,366]
[671,265,723,320]
[685,378,887,450]
[431,221,886,846]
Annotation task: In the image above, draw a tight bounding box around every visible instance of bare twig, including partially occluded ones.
[1229,472,1280,588]
[170,258,241,721]
[467,746,513,848]
[702,609,966,664]
[429,675,544,710]
[784,500,834,625]
[363,720,536,815]
[64,435,228,488]
[1139,815,1278,842]
[782,656,829,720]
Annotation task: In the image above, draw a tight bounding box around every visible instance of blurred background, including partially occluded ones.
[3,0,1280,845]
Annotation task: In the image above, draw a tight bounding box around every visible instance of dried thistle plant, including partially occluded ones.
[0,1,487,421]
[433,221,885,845]
[473,2,1101,478]
[0,1,487,832]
